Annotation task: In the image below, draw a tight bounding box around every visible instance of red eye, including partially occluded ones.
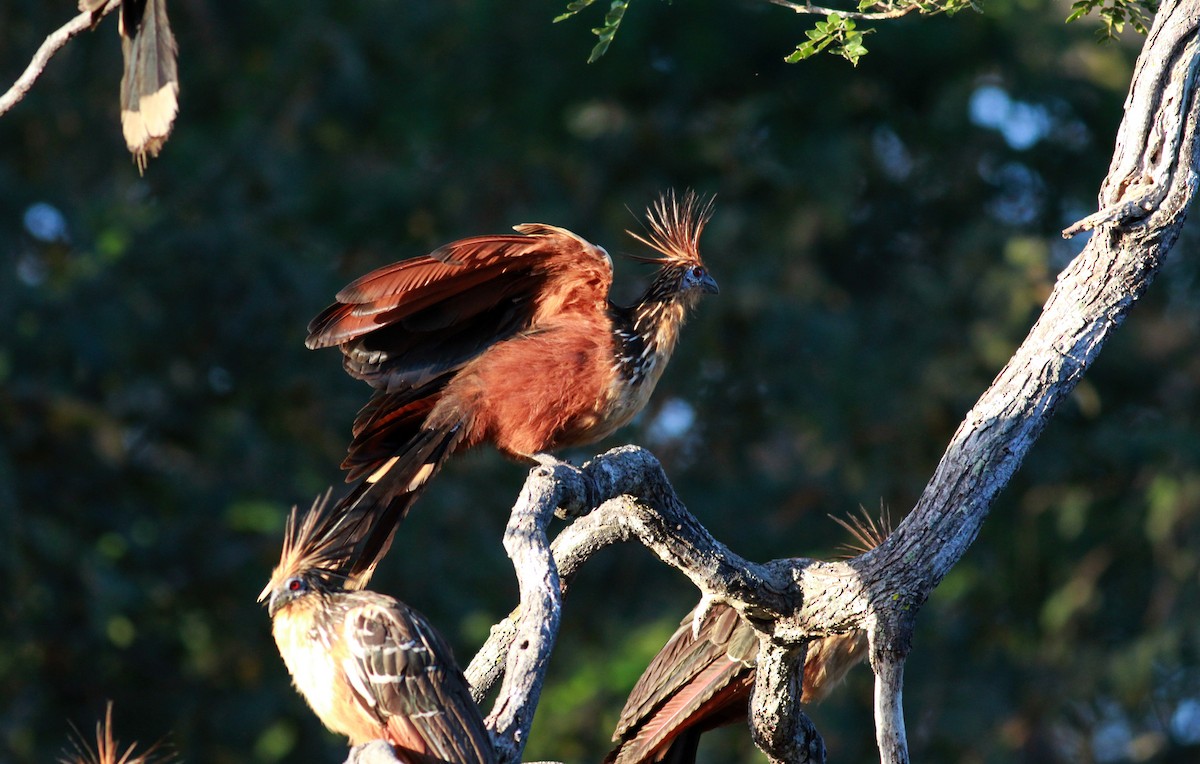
[287,578,305,592]
[691,266,705,278]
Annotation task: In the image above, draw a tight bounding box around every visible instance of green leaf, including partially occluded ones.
[585,0,630,63]
[555,0,601,23]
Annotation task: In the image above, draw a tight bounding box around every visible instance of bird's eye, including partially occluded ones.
[691,266,705,278]
[286,577,306,593]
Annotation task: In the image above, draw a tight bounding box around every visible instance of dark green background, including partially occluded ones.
[2,0,1198,761]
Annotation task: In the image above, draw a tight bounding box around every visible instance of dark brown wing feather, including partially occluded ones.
[341,594,495,764]
[306,228,612,396]
[303,224,613,582]
[607,604,756,764]
[608,599,872,763]
[344,386,444,479]
[336,418,468,590]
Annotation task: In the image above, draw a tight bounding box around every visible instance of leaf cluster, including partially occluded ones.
[785,13,873,66]
[1066,0,1159,39]
[784,0,978,65]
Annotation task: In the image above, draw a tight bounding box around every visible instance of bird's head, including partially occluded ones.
[259,491,355,616]
[261,572,321,618]
[627,190,719,303]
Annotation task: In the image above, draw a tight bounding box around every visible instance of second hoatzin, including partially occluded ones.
[605,512,892,764]
[307,190,718,581]
[261,495,495,764]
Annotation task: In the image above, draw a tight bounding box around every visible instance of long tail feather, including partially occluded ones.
[337,421,467,590]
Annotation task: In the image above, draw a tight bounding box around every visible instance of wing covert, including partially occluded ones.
[341,596,494,764]
[307,225,613,396]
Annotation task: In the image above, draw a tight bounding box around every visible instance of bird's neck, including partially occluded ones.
[611,271,692,386]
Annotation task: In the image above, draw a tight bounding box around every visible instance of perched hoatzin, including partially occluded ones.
[605,511,892,764]
[307,190,718,579]
[60,702,169,764]
[80,0,179,170]
[261,494,496,764]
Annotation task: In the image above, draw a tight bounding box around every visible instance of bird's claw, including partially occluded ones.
[692,592,723,639]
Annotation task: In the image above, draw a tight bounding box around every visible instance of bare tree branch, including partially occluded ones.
[869,632,909,764]
[465,447,797,703]
[482,462,570,764]
[0,2,119,118]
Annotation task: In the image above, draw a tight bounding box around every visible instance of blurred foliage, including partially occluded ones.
[0,0,1198,763]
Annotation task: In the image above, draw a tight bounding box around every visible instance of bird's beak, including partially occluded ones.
[699,272,719,295]
[265,590,283,618]
[259,581,280,616]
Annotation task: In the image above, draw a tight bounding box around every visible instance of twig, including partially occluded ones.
[767,0,923,21]
[0,1,119,118]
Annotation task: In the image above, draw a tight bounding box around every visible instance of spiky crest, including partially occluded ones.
[626,189,713,266]
[831,505,894,557]
[60,702,169,764]
[260,489,360,600]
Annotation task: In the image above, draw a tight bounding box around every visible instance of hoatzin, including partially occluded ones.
[307,190,718,581]
[605,511,892,764]
[261,495,496,764]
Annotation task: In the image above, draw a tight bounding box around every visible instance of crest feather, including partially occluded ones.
[260,489,361,600]
[626,189,713,265]
[831,505,893,557]
[60,702,169,764]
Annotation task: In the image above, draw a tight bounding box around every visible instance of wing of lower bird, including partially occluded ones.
[341,596,495,764]
[607,603,757,764]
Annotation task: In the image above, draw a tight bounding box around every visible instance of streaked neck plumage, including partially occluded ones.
[611,266,696,387]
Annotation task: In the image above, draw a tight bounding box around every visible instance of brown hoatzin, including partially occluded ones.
[605,511,892,764]
[261,495,496,764]
[307,190,718,582]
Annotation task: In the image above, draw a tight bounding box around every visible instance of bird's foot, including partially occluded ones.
[527,452,565,468]
[692,592,726,639]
